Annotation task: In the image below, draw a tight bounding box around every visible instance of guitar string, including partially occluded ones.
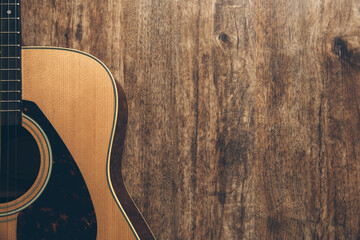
[5,0,9,225]
[7,0,10,223]
[16,0,19,219]
[10,0,19,221]
[6,0,8,220]
[13,0,17,218]
[7,0,14,222]
[13,0,18,223]
[0,0,2,221]
[0,0,1,219]
[6,0,8,211]
[2,0,7,222]
[0,0,2,185]
[7,0,9,223]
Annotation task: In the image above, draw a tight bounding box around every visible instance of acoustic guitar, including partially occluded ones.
[0,0,155,239]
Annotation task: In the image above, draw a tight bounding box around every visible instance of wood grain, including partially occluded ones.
[22,0,360,239]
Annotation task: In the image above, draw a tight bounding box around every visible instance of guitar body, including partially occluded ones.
[0,47,153,239]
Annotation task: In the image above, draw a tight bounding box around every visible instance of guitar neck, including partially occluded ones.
[0,0,22,126]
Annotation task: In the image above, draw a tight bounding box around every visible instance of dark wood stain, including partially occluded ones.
[22,0,360,239]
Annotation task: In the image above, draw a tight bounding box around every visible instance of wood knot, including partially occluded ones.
[218,32,230,43]
[333,37,348,59]
[332,36,360,67]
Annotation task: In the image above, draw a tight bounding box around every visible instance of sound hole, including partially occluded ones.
[0,125,41,203]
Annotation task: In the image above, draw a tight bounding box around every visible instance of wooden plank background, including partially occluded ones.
[22,0,360,239]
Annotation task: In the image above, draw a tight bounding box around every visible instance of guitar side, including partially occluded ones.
[19,47,154,240]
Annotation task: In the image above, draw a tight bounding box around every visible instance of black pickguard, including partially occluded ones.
[17,100,97,239]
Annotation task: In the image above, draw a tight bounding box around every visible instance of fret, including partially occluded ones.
[0,3,19,6]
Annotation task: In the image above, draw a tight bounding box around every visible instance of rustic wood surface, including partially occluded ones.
[22,0,360,239]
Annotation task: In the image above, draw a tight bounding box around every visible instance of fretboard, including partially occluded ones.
[0,0,21,126]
